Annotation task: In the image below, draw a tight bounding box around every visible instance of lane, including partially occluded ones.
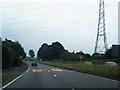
[6,60,119,88]
[7,61,70,88]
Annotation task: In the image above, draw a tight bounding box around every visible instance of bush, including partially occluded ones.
[2,45,14,69]
[2,39,26,69]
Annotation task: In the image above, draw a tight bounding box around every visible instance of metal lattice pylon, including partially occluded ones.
[94,0,108,53]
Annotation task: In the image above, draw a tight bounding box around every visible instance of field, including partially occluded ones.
[32,59,120,81]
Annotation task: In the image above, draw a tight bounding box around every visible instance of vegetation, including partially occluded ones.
[29,49,35,57]
[37,41,119,62]
[105,48,112,58]
[2,74,16,82]
[37,42,91,61]
[2,39,26,69]
[37,42,65,60]
[2,61,28,83]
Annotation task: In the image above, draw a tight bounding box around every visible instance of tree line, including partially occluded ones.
[2,39,26,69]
[2,38,116,69]
[36,41,116,61]
[37,42,91,61]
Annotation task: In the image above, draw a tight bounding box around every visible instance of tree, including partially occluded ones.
[76,51,85,55]
[2,39,26,68]
[29,49,35,57]
[37,42,65,60]
[37,41,80,61]
[105,48,112,58]
[2,45,14,68]
[37,43,49,59]
[76,51,91,60]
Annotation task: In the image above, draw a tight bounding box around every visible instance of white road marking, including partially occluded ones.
[1,62,30,90]
[53,74,57,77]
[72,88,75,90]
[1,74,23,89]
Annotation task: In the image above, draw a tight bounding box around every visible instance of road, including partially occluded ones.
[5,60,119,89]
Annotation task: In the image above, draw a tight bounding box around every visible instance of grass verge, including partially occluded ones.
[2,61,28,83]
[2,74,16,83]
[33,60,120,81]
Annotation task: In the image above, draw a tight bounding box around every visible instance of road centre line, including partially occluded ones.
[53,74,57,77]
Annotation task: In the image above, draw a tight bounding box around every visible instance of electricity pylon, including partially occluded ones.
[94,0,108,53]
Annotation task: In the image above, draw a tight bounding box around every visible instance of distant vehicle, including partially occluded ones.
[105,62,117,66]
[32,62,37,66]
[84,62,92,65]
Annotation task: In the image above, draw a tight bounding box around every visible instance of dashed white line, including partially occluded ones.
[53,74,57,77]
[72,88,75,90]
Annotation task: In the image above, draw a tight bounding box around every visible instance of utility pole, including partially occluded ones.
[94,0,108,54]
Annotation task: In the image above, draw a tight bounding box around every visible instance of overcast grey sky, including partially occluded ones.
[1,0,119,56]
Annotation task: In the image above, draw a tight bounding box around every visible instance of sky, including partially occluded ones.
[1,0,119,56]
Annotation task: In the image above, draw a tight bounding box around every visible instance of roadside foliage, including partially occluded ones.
[2,39,26,69]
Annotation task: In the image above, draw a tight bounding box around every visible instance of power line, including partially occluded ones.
[2,23,97,36]
[2,21,117,37]
[3,5,98,20]
[2,5,117,25]
[2,19,117,34]
[2,12,98,27]
[2,1,98,9]
[3,1,117,15]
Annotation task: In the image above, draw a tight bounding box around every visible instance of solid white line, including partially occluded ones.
[1,62,30,90]
[1,74,23,89]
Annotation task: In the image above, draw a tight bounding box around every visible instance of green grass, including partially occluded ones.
[32,60,119,81]
[3,61,28,73]
[2,61,28,83]
[2,74,16,82]
[2,67,17,73]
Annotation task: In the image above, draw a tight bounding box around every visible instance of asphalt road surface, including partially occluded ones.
[5,60,119,89]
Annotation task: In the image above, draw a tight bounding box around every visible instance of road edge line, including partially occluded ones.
[1,62,30,89]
